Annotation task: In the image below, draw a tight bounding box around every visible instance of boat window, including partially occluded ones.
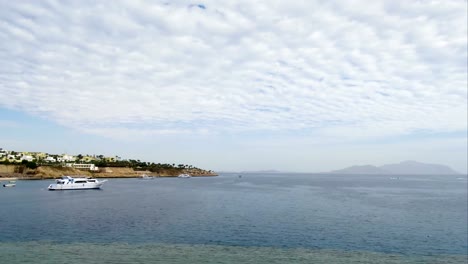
[88,180,96,182]
[75,180,87,183]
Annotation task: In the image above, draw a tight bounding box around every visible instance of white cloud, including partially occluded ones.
[0,0,466,141]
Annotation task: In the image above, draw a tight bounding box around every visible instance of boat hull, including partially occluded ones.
[48,185,103,190]
[48,176,107,191]
[48,183,104,190]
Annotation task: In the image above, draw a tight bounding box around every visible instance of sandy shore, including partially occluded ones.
[0,177,18,181]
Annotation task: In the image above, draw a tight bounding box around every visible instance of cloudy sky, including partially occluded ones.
[0,0,466,173]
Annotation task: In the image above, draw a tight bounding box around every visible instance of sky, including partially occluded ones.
[0,0,467,173]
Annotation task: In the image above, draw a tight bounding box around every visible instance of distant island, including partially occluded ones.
[330,160,460,175]
[0,148,217,179]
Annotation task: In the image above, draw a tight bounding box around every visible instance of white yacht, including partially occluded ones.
[48,176,107,191]
[177,173,191,178]
[3,181,16,187]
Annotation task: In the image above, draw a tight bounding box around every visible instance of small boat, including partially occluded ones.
[177,173,191,178]
[48,176,107,191]
[140,174,155,180]
[3,181,16,187]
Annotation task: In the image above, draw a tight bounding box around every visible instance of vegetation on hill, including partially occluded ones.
[0,150,216,178]
[91,159,210,174]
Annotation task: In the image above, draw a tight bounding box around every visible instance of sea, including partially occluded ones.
[0,173,466,263]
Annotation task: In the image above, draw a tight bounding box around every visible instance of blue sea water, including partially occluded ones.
[0,173,466,263]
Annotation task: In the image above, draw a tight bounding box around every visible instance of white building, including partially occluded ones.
[21,155,34,162]
[57,154,75,162]
[62,154,75,162]
[45,156,56,162]
[70,163,99,171]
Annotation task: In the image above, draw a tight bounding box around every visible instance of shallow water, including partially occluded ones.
[0,173,466,263]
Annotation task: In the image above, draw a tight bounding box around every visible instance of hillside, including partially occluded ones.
[379,160,459,175]
[0,165,217,179]
[330,165,386,175]
[331,161,459,175]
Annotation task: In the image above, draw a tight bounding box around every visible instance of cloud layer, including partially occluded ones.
[0,0,466,141]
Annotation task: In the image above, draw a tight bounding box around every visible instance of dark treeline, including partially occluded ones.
[0,159,38,169]
[91,159,203,173]
[0,156,213,174]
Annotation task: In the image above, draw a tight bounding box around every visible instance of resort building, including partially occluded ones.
[21,155,34,162]
[66,163,99,171]
[82,156,97,163]
[57,154,75,162]
[7,155,17,161]
[104,156,121,162]
[45,156,57,162]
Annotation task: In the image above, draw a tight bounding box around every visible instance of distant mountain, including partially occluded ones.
[379,160,459,175]
[331,165,386,174]
[331,161,459,175]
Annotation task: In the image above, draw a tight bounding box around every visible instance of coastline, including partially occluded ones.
[0,164,217,180]
[0,177,18,181]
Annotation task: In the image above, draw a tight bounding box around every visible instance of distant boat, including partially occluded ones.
[177,174,191,178]
[3,181,16,187]
[140,174,155,180]
[48,176,107,191]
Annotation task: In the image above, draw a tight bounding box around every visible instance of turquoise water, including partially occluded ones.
[0,173,466,263]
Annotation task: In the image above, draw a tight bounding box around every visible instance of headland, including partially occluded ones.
[0,164,217,180]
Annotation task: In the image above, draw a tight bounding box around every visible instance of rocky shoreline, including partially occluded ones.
[0,165,217,180]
